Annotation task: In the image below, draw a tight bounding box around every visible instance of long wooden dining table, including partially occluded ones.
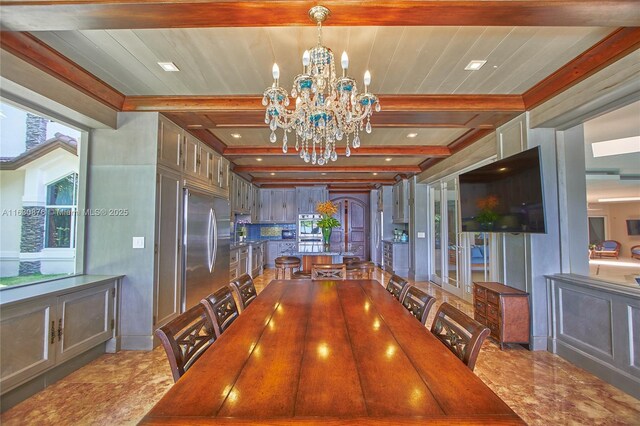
[141,279,524,425]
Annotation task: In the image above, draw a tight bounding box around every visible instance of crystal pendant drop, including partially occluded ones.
[291,88,297,97]
[282,142,288,153]
[312,151,317,163]
[269,131,277,143]
[331,151,338,161]
[375,102,381,112]
[318,157,325,165]
[269,119,277,131]
[345,146,351,157]
[336,130,343,141]
[295,140,299,150]
[300,149,305,158]
[304,152,310,162]
[262,97,268,106]
[353,135,360,148]
[265,117,270,124]
[365,121,372,134]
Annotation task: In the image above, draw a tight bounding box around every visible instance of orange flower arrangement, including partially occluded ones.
[476,195,499,211]
[476,195,500,225]
[316,200,339,216]
[316,201,341,229]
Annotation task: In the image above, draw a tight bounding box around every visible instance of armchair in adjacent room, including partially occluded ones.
[592,240,621,259]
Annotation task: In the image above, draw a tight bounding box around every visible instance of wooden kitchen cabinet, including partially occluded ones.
[473,282,530,349]
[296,186,328,214]
[0,280,117,395]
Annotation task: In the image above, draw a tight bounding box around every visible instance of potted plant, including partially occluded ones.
[316,201,341,245]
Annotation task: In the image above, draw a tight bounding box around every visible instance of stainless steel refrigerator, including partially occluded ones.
[182,188,230,311]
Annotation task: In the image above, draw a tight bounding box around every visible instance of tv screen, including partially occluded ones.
[627,220,640,235]
[459,147,546,234]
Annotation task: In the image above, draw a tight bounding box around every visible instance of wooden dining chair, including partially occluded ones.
[229,274,257,312]
[154,304,217,383]
[401,285,437,326]
[311,263,347,280]
[430,302,490,371]
[201,286,240,337]
[386,274,409,301]
[345,261,375,280]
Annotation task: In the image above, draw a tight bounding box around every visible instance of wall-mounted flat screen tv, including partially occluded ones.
[627,220,640,235]
[459,146,546,234]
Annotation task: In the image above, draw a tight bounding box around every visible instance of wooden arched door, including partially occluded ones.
[330,196,369,260]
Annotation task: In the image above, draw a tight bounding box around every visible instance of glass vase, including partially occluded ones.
[321,227,332,245]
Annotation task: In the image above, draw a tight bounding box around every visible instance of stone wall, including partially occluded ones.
[25,113,47,151]
[18,206,45,275]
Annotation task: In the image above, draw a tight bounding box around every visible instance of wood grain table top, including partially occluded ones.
[141,279,524,425]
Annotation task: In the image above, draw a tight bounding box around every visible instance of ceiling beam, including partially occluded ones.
[252,178,395,185]
[1,1,638,31]
[419,128,494,171]
[234,166,421,173]
[0,31,124,110]
[224,146,451,158]
[123,94,525,112]
[523,27,640,109]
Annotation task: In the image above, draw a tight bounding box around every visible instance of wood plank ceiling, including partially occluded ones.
[1,1,639,190]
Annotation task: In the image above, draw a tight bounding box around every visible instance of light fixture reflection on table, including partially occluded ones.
[317,342,330,359]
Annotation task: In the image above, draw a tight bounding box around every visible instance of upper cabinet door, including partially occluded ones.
[258,190,271,222]
[270,190,285,222]
[217,157,229,190]
[183,133,201,178]
[158,117,183,170]
[284,189,297,222]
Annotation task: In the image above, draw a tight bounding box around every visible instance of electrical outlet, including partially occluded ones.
[417,232,426,239]
[132,237,145,249]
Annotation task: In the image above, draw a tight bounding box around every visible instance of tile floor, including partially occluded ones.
[2,268,639,425]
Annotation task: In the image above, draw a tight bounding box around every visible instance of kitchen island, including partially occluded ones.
[282,242,361,273]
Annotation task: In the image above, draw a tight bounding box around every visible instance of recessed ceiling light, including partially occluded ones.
[597,197,640,202]
[406,133,418,138]
[373,172,378,176]
[464,60,487,71]
[498,167,508,172]
[270,172,276,176]
[230,133,242,139]
[321,173,327,176]
[157,62,180,72]
[385,158,392,162]
[256,158,263,162]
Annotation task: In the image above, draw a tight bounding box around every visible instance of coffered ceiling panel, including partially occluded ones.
[212,128,468,147]
[33,26,611,96]
[232,156,422,167]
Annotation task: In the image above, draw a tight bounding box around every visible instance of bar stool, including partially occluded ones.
[275,256,301,279]
[342,256,360,265]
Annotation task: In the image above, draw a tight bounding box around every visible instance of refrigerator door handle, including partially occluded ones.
[207,208,217,273]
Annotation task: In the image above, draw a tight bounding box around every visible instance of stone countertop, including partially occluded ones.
[283,242,361,256]
[382,239,409,244]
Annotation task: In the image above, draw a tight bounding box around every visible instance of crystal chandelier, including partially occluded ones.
[262,5,380,165]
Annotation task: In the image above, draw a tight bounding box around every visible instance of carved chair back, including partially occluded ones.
[229,274,257,312]
[154,304,216,382]
[386,274,409,301]
[311,263,347,280]
[346,261,375,280]
[430,302,490,371]
[201,286,240,337]
[401,285,437,326]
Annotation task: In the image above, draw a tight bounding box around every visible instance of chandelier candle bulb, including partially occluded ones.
[272,63,280,81]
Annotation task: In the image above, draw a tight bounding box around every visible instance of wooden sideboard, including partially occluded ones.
[473,281,530,349]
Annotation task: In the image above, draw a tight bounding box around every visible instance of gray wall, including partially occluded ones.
[409,178,429,281]
[85,112,159,350]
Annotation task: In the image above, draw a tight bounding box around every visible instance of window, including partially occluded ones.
[0,100,82,288]
[45,173,78,248]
